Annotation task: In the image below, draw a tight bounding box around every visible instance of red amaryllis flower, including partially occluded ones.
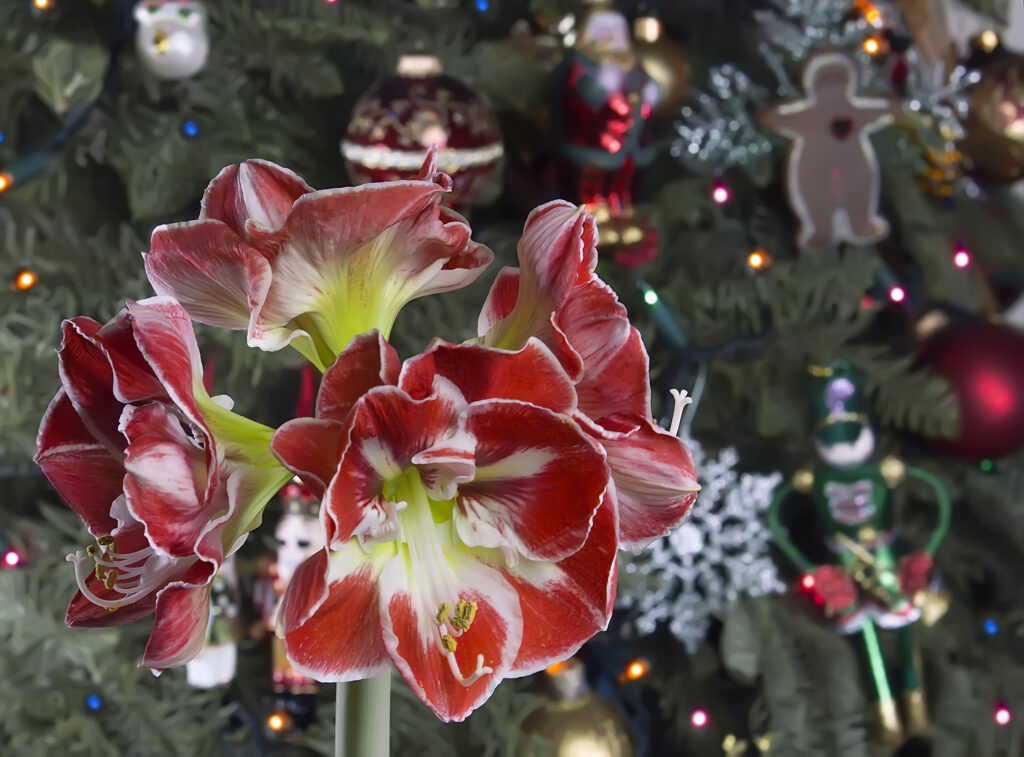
[478,201,699,547]
[34,297,291,670]
[271,332,617,721]
[143,148,493,371]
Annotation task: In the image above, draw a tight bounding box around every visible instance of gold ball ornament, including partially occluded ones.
[633,17,690,120]
[960,57,1024,181]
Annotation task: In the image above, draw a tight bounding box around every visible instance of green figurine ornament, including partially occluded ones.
[768,360,951,746]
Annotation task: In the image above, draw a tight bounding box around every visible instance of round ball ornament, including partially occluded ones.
[133,0,209,80]
[341,55,504,207]
[916,320,1024,461]
[959,58,1024,181]
[633,16,690,121]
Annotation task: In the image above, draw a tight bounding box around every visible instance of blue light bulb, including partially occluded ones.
[86,694,102,710]
[984,619,998,635]
[475,0,490,10]
[183,120,199,138]
[0,131,5,144]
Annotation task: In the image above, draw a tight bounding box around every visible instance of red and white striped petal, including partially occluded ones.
[477,267,519,337]
[92,309,168,405]
[57,318,124,456]
[318,331,400,422]
[141,562,217,671]
[502,492,618,677]
[379,526,523,722]
[481,202,597,351]
[326,388,460,548]
[555,278,651,420]
[581,415,699,548]
[454,401,608,564]
[399,339,577,415]
[121,402,215,559]
[280,547,392,682]
[35,391,123,536]
[145,221,272,333]
[271,418,347,502]
[124,298,208,432]
[200,160,312,235]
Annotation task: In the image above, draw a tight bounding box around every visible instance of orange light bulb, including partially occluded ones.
[545,660,569,676]
[267,713,286,732]
[0,173,12,193]
[863,37,881,55]
[33,0,51,9]
[14,269,37,291]
[747,249,772,270]
[623,659,650,681]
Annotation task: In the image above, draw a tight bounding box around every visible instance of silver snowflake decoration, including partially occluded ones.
[618,437,785,653]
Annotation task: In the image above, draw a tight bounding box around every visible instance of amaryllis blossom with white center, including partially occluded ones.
[478,201,699,547]
[143,148,492,371]
[270,332,618,721]
[34,297,292,670]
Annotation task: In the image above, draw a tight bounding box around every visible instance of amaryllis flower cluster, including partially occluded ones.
[37,149,698,722]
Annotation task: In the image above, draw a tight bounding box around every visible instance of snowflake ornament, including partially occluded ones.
[619,437,784,653]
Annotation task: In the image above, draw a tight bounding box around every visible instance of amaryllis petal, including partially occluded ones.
[121,403,214,559]
[481,202,597,351]
[280,548,391,682]
[325,388,459,548]
[271,418,347,502]
[379,532,523,722]
[92,309,168,404]
[476,266,520,337]
[145,221,272,333]
[318,331,401,423]
[454,400,607,563]
[141,573,214,671]
[503,493,618,676]
[57,318,124,455]
[35,391,123,536]
[201,160,312,235]
[399,339,577,415]
[583,415,699,548]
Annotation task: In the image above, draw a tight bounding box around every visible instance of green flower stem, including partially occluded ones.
[336,674,391,757]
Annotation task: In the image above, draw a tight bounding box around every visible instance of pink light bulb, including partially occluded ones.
[711,184,729,204]
[995,706,1011,726]
[691,709,709,728]
[889,286,906,303]
[3,550,20,567]
[954,250,970,268]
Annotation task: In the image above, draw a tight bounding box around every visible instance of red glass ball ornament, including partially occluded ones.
[916,321,1024,461]
[341,55,503,207]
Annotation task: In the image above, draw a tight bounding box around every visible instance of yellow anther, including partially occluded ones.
[451,600,477,631]
[104,607,118,613]
[94,564,105,582]
[86,544,99,557]
[441,634,457,653]
[97,535,115,546]
[436,602,452,624]
[103,569,118,590]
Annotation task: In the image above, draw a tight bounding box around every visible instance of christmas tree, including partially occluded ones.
[3,0,1024,755]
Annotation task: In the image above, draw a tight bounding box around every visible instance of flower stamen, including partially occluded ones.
[67,534,178,612]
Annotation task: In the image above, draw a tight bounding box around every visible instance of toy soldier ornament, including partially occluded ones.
[769,360,951,745]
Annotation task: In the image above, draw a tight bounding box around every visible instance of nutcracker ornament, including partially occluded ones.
[768,360,951,745]
[551,0,660,266]
[256,481,326,737]
[133,1,209,81]
[185,555,242,689]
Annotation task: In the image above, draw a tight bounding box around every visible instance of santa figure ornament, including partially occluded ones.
[134,0,209,80]
[760,52,894,249]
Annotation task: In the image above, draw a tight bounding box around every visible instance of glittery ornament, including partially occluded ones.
[133,1,209,81]
[960,58,1024,181]
[619,437,784,653]
[341,55,504,207]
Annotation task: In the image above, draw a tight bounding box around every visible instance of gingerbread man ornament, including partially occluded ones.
[761,52,895,249]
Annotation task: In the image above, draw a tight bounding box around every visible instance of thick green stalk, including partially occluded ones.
[336,674,391,757]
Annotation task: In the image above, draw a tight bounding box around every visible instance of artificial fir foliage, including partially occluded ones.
[4,0,1024,755]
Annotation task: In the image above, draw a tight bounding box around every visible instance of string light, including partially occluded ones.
[2,549,21,568]
[182,120,199,138]
[863,37,882,55]
[691,708,709,728]
[267,712,289,732]
[995,705,1011,726]
[86,694,102,711]
[747,249,772,270]
[475,0,491,10]
[953,248,970,268]
[13,269,38,291]
[33,0,53,9]
[984,619,998,634]
[860,295,875,309]
[979,30,1000,53]
[545,660,569,676]
[0,131,5,144]
[711,183,730,204]
[620,659,650,682]
[0,172,13,193]
[888,286,906,303]
[862,3,882,27]
[800,574,816,591]
[980,459,995,473]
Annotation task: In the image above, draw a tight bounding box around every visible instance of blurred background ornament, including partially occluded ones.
[185,555,242,690]
[619,437,784,653]
[632,15,690,121]
[959,54,1024,181]
[915,320,1024,461]
[133,0,210,80]
[342,54,504,208]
